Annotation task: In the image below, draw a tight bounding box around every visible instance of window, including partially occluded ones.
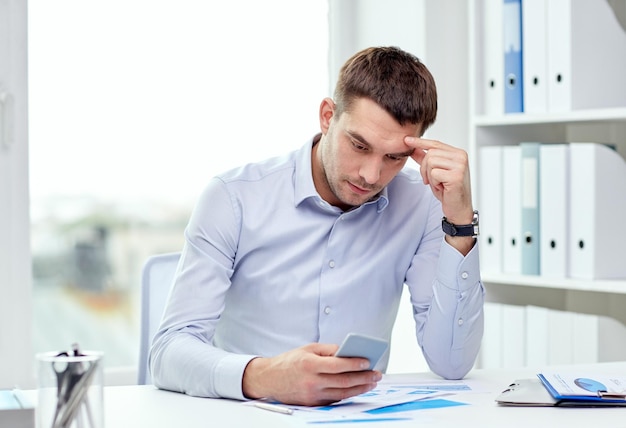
[28,0,329,377]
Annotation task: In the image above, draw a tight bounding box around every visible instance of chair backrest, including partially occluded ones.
[137,251,181,385]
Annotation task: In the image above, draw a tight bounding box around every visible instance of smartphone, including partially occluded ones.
[334,333,389,370]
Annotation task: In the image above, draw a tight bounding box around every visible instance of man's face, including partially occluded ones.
[313,97,421,210]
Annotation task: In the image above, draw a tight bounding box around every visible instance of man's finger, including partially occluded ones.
[405,136,444,150]
[306,342,340,357]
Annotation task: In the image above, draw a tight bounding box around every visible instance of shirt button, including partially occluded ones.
[329,260,335,268]
[461,271,469,279]
[324,306,331,314]
[458,318,464,326]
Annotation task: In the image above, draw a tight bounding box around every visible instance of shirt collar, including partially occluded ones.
[294,135,389,213]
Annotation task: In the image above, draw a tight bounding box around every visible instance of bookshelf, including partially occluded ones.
[467,0,626,327]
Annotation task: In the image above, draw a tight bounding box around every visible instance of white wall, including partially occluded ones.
[0,0,34,389]
[328,0,426,92]
[423,1,470,151]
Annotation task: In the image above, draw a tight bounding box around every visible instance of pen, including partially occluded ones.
[253,402,294,415]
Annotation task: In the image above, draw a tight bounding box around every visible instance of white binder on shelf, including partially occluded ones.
[482,0,505,115]
[598,315,626,362]
[521,0,548,114]
[502,145,521,274]
[546,0,626,112]
[480,302,503,369]
[572,312,599,364]
[479,146,503,275]
[501,303,526,368]
[520,142,540,275]
[539,144,569,278]
[525,305,548,367]
[547,308,574,365]
[568,143,626,279]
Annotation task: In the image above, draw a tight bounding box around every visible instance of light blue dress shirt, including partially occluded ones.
[150,137,484,400]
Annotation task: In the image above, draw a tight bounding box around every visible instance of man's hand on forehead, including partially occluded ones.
[404,136,433,167]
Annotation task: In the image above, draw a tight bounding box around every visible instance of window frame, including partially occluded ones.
[0,0,34,389]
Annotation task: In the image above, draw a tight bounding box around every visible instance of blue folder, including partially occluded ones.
[503,0,524,113]
[537,374,626,406]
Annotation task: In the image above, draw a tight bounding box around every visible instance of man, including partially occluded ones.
[150,46,484,406]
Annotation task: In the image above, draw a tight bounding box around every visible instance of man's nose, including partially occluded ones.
[359,158,382,185]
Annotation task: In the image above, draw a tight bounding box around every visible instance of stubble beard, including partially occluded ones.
[327,170,381,209]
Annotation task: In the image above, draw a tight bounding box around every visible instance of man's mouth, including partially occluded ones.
[347,181,374,195]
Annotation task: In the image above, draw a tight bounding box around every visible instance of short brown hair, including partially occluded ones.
[333,46,437,134]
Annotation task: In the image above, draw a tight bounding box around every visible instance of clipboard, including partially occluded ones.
[495,378,558,407]
[496,376,626,407]
[537,373,626,406]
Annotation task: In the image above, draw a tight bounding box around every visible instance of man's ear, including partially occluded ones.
[319,97,335,134]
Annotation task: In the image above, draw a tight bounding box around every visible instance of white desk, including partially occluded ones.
[28,362,626,427]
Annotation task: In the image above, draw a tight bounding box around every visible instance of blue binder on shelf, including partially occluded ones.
[520,142,540,275]
[503,0,523,113]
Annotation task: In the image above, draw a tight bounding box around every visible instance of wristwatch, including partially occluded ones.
[441,210,479,238]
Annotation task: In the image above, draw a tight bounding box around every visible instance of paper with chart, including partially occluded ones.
[538,372,626,398]
[246,378,474,422]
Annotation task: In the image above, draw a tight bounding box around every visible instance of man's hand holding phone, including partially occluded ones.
[242,334,388,406]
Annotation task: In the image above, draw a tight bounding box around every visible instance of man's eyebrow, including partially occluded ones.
[346,130,372,147]
[393,147,416,157]
[346,130,415,157]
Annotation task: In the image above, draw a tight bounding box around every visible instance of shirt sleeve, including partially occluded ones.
[148,178,256,400]
[406,208,485,380]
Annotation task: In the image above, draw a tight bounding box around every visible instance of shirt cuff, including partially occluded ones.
[438,239,481,292]
[214,353,258,400]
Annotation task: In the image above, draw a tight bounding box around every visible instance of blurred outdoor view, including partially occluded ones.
[28,0,329,369]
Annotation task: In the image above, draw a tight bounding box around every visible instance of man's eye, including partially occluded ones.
[386,154,405,161]
[352,141,367,151]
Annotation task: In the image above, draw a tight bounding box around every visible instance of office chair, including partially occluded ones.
[137,251,181,385]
